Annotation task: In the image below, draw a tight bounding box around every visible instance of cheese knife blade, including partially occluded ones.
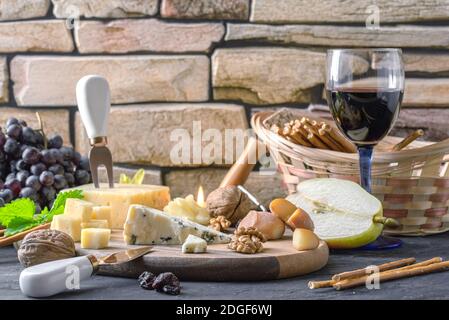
[76,75,114,188]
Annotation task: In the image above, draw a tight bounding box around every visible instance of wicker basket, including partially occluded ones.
[252,109,449,236]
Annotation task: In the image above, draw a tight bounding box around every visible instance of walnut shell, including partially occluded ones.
[206,186,256,224]
[18,229,76,268]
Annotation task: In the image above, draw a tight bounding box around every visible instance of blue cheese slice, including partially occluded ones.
[182,235,207,253]
[124,205,232,245]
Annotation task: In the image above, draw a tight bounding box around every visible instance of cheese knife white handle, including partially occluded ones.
[19,255,96,298]
[76,75,111,140]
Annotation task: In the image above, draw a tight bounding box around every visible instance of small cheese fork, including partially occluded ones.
[19,246,152,298]
[76,75,114,188]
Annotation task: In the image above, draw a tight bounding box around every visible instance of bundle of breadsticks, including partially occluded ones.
[270,117,356,153]
[308,257,449,291]
[270,116,425,153]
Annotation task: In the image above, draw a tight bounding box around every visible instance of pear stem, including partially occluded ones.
[373,216,400,228]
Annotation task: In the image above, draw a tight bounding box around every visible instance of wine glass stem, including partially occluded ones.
[358,145,374,193]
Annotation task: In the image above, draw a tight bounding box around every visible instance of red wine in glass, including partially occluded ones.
[326,49,405,250]
[326,88,403,145]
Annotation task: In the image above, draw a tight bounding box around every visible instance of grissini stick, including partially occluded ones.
[321,123,357,153]
[391,129,424,151]
[332,257,416,282]
[334,260,449,291]
[220,136,266,188]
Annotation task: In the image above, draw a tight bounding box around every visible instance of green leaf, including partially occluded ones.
[38,189,84,223]
[0,198,35,227]
[131,169,145,185]
[4,218,40,237]
[120,173,130,184]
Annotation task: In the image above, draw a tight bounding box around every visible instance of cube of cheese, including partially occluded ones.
[182,235,207,253]
[81,228,111,249]
[81,219,109,229]
[91,206,112,226]
[64,198,94,223]
[66,184,170,229]
[51,215,82,242]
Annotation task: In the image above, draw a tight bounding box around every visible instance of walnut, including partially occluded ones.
[206,186,257,225]
[227,227,266,254]
[209,215,231,232]
[17,229,76,268]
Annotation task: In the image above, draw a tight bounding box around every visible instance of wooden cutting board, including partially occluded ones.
[76,230,329,281]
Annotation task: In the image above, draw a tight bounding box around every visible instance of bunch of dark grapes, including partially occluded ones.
[0,117,91,211]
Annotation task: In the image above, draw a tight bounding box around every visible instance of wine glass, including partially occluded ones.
[325,48,405,250]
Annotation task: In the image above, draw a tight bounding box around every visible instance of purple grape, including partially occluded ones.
[6,124,21,139]
[41,149,56,165]
[5,179,21,197]
[39,171,54,186]
[53,174,67,190]
[16,170,30,187]
[0,132,6,147]
[48,164,64,176]
[22,147,41,165]
[5,173,15,182]
[48,135,63,149]
[62,160,75,173]
[50,148,63,164]
[9,160,17,173]
[18,120,27,127]
[0,189,13,203]
[64,172,75,187]
[79,156,90,171]
[6,117,18,127]
[72,151,81,165]
[34,203,41,214]
[21,127,37,145]
[60,146,74,160]
[19,187,37,201]
[30,162,46,176]
[25,175,41,191]
[41,186,56,203]
[75,170,90,185]
[15,159,29,171]
[4,138,19,155]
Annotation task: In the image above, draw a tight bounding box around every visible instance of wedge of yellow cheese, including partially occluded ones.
[68,184,170,229]
[91,206,112,226]
[81,228,111,249]
[51,215,82,242]
[64,198,94,223]
[81,219,109,229]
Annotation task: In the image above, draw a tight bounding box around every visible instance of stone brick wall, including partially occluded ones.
[1,0,449,204]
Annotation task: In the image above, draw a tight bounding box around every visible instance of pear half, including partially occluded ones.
[286,178,383,249]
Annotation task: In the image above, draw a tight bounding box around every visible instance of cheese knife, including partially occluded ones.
[19,246,152,298]
[76,75,114,188]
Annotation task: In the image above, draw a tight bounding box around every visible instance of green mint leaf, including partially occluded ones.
[37,189,84,223]
[4,218,40,237]
[0,198,36,227]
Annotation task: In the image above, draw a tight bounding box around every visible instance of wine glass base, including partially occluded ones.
[358,236,402,250]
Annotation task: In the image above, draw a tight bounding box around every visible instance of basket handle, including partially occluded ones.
[220,137,266,187]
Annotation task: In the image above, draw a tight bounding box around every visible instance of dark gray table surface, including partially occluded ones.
[1,233,449,300]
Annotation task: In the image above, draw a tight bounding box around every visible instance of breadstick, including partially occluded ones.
[283,126,310,146]
[317,128,346,152]
[332,257,417,282]
[333,260,449,291]
[391,129,424,151]
[321,123,356,153]
[305,127,328,149]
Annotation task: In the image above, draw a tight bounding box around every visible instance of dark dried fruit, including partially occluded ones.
[152,272,181,295]
[138,271,155,290]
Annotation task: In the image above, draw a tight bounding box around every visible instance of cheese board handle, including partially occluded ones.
[76,75,111,140]
[19,255,96,298]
